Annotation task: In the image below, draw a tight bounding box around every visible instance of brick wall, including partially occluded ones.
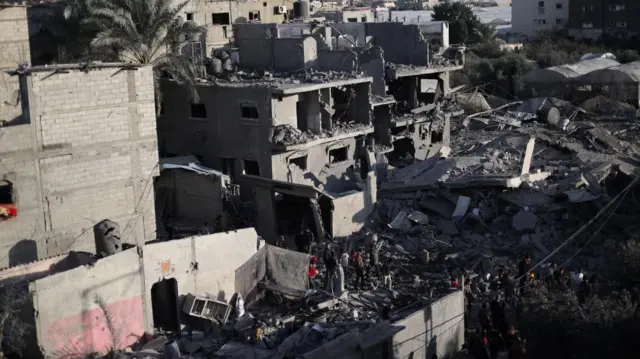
[0,6,30,124]
[0,65,159,266]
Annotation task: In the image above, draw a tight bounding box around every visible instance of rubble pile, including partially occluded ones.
[210,69,364,88]
[271,122,370,146]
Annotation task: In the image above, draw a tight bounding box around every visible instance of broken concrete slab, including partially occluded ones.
[512,209,538,231]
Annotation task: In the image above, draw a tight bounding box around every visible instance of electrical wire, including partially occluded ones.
[119,161,160,242]
[514,174,640,286]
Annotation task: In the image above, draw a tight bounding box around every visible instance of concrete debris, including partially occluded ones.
[271,122,369,146]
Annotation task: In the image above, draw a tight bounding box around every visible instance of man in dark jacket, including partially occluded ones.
[325,250,338,289]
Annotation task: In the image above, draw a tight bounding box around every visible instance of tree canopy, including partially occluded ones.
[431,2,483,44]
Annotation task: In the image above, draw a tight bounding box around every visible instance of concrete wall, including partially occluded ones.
[158,82,273,179]
[154,169,224,232]
[365,23,430,66]
[30,249,145,357]
[392,290,465,359]
[0,6,30,125]
[142,228,259,332]
[0,65,158,267]
[331,190,373,237]
[30,228,260,357]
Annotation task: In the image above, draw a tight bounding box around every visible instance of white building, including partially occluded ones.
[511,0,569,37]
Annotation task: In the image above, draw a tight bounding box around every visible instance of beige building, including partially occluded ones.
[177,0,292,53]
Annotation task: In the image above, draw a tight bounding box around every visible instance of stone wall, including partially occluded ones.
[0,65,159,267]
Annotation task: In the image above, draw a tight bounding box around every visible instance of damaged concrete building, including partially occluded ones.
[0,63,159,266]
[1,226,464,358]
[157,21,464,242]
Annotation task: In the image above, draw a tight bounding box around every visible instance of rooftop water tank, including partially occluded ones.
[293,0,310,19]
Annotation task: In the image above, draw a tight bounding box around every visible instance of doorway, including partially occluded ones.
[150,278,179,332]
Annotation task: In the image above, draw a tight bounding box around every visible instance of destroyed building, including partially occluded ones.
[0,63,159,266]
[157,21,464,242]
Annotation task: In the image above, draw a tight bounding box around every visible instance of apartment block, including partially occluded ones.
[157,21,464,242]
[512,0,570,37]
[176,0,291,54]
[568,1,640,40]
[0,64,159,267]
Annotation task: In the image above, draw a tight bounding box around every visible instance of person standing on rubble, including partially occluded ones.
[325,250,338,290]
[478,303,491,337]
[367,240,382,279]
[308,256,318,289]
[381,259,392,289]
[517,254,531,295]
[340,248,349,269]
[354,251,366,290]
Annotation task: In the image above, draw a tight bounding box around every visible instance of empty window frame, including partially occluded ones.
[361,16,367,22]
[190,103,207,118]
[212,12,230,25]
[582,5,594,11]
[240,104,259,120]
[609,5,625,11]
[289,155,308,170]
[555,3,562,9]
[328,147,348,163]
[249,11,261,21]
[347,17,358,22]
[556,18,564,25]
[537,19,547,24]
[186,12,194,21]
[0,181,13,204]
[537,1,544,7]
[244,160,260,175]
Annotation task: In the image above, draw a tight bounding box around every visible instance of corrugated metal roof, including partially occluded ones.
[603,61,640,82]
[547,58,620,79]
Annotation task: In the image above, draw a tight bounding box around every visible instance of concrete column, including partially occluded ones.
[408,77,419,109]
[304,90,322,134]
[320,88,333,131]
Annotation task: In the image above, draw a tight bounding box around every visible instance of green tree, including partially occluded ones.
[431,2,482,44]
[474,23,498,44]
[86,0,205,103]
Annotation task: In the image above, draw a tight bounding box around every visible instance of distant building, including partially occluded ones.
[567,0,639,40]
[511,0,568,37]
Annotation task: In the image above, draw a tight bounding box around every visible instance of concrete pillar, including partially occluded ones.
[320,88,334,131]
[304,90,322,134]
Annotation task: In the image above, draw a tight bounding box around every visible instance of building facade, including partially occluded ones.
[157,22,463,242]
[567,0,640,40]
[511,0,569,37]
[0,64,159,267]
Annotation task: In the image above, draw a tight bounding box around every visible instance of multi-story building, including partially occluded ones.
[176,0,292,54]
[0,62,159,267]
[512,0,569,37]
[157,21,463,242]
[567,1,640,40]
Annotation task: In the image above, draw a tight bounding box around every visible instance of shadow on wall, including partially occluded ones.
[9,239,38,267]
[392,300,464,359]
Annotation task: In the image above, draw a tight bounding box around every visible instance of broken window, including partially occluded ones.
[361,16,367,22]
[431,131,444,143]
[249,11,261,21]
[212,12,230,25]
[347,17,357,22]
[329,147,348,163]
[244,160,260,176]
[186,12,194,21]
[289,155,308,170]
[240,104,259,119]
[190,103,207,118]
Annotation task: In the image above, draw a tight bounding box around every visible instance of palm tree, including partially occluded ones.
[86,0,206,103]
[474,23,499,44]
[29,0,101,64]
